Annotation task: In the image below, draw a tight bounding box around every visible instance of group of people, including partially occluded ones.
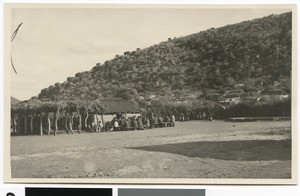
[90,114,176,132]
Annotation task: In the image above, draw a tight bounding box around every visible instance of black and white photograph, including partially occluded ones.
[4,4,297,184]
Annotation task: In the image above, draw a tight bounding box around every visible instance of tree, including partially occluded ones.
[115,88,139,101]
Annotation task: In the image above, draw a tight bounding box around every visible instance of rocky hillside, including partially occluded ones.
[37,12,291,102]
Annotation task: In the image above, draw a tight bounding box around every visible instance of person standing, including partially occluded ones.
[137,116,144,130]
[114,120,119,131]
[125,118,131,131]
[171,114,175,127]
[132,116,138,130]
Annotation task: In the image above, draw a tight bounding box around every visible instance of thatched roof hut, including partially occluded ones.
[11,96,21,106]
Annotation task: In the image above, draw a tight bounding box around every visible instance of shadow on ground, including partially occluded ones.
[129,140,291,161]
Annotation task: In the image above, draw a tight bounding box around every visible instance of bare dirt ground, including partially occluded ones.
[11,120,291,179]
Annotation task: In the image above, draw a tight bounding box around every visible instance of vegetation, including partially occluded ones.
[36,12,291,102]
[143,98,291,121]
[223,98,291,118]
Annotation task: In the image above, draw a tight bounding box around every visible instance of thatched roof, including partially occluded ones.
[99,98,140,114]
[11,96,21,106]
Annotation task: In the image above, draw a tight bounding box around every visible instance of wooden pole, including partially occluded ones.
[69,112,74,134]
[39,114,43,135]
[101,115,105,132]
[17,114,21,134]
[84,109,89,129]
[30,115,33,134]
[54,109,59,136]
[47,112,52,135]
[95,114,99,132]
[77,109,82,134]
[12,116,17,133]
[64,114,69,133]
[24,114,28,135]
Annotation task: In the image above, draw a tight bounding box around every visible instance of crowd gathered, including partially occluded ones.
[89,113,176,132]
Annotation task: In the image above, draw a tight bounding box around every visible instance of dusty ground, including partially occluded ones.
[11,120,291,179]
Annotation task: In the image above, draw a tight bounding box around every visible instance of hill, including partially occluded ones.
[37,12,292,102]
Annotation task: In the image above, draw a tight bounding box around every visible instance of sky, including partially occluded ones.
[10,6,291,101]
